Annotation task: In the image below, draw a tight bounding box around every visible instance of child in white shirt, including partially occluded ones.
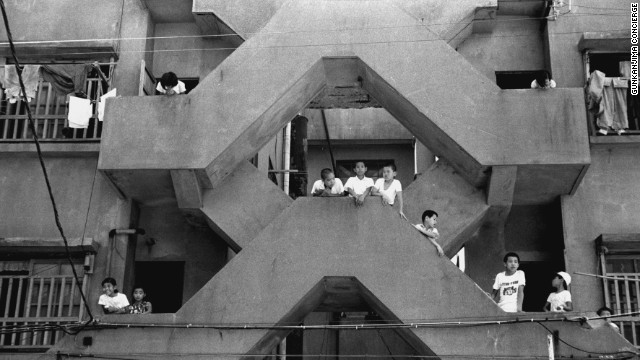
[344,161,374,207]
[544,271,573,312]
[492,252,526,312]
[311,168,345,197]
[414,210,443,256]
[98,277,129,314]
[371,163,406,220]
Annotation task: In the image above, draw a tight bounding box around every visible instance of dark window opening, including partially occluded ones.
[135,261,184,313]
[519,261,562,312]
[495,71,540,89]
[589,53,630,78]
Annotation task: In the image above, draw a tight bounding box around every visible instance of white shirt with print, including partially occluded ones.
[493,270,526,312]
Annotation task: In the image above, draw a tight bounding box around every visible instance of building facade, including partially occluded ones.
[0,0,637,359]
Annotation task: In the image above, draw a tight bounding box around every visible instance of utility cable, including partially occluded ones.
[536,321,639,357]
[0,13,628,48]
[10,25,630,59]
[0,0,94,325]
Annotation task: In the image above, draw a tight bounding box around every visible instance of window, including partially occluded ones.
[0,258,87,348]
[597,234,640,346]
[495,71,540,89]
[585,52,637,135]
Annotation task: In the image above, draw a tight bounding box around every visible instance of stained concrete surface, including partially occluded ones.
[48,199,634,358]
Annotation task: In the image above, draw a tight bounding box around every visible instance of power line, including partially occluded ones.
[0,0,93,325]
[0,12,627,47]
[3,27,630,59]
[52,351,638,360]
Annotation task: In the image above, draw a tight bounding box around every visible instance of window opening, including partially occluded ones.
[450,247,465,272]
[0,258,86,349]
[495,71,540,89]
[597,235,640,346]
[585,52,637,135]
[134,261,184,313]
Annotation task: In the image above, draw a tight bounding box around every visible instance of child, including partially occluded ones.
[126,286,153,314]
[344,161,374,207]
[98,277,129,314]
[492,252,526,312]
[156,72,186,95]
[371,163,406,220]
[414,210,443,256]
[531,70,556,89]
[544,271,572,312]
[597,306,620,333]
[311,168,345,197]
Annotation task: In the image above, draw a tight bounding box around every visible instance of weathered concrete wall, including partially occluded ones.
[306,109,412,141]
[307,144,414,195]
[457,17,546,81]
[49,199,634,358]
[562,145,640,311]
[0,1,154,97]
[0,0,122,44]
[0,153,133,316]
[135,203,228,305]
[547,0,632,87]
[152,22,237,80]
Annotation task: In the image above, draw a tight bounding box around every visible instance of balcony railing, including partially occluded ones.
[602,273,640,346]
[0,77,107,142]
[0,275,86,350]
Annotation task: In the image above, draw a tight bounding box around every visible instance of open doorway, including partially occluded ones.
[135,261,185,313]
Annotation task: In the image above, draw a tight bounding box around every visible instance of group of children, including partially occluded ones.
[312,161,406,217]
[311,161,444,257]
[492,252,572,313]
[98,277,152,315]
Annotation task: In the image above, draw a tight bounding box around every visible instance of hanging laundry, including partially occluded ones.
[98,88,117,121]
[40,64,92,97]
[68,96,93,129]
[587,70,628,134]
[2,64,41,103]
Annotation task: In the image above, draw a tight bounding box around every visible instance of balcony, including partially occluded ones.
[0,74,111,143]
[0,274,87,351]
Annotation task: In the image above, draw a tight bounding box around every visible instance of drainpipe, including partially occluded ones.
[283,122,292,194]
[106,228,145,278]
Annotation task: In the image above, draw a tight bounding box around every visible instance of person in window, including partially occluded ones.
[156,72,186,96]
[531,70,556,89]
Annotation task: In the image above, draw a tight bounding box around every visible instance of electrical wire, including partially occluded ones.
[51,351,639,360]
[0,0,93,326]
[0,12,628,48]
[536,322,639,357]
[4,26,629,59]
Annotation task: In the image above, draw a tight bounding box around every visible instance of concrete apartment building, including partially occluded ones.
[0,0,637,358]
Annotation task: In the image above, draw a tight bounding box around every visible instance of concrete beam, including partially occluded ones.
[49,198,635,358]
[200,161,293,252]
[403,160,489,257]
[170,170,203,209]
[487,165,517,206]
[98,0,590,206]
